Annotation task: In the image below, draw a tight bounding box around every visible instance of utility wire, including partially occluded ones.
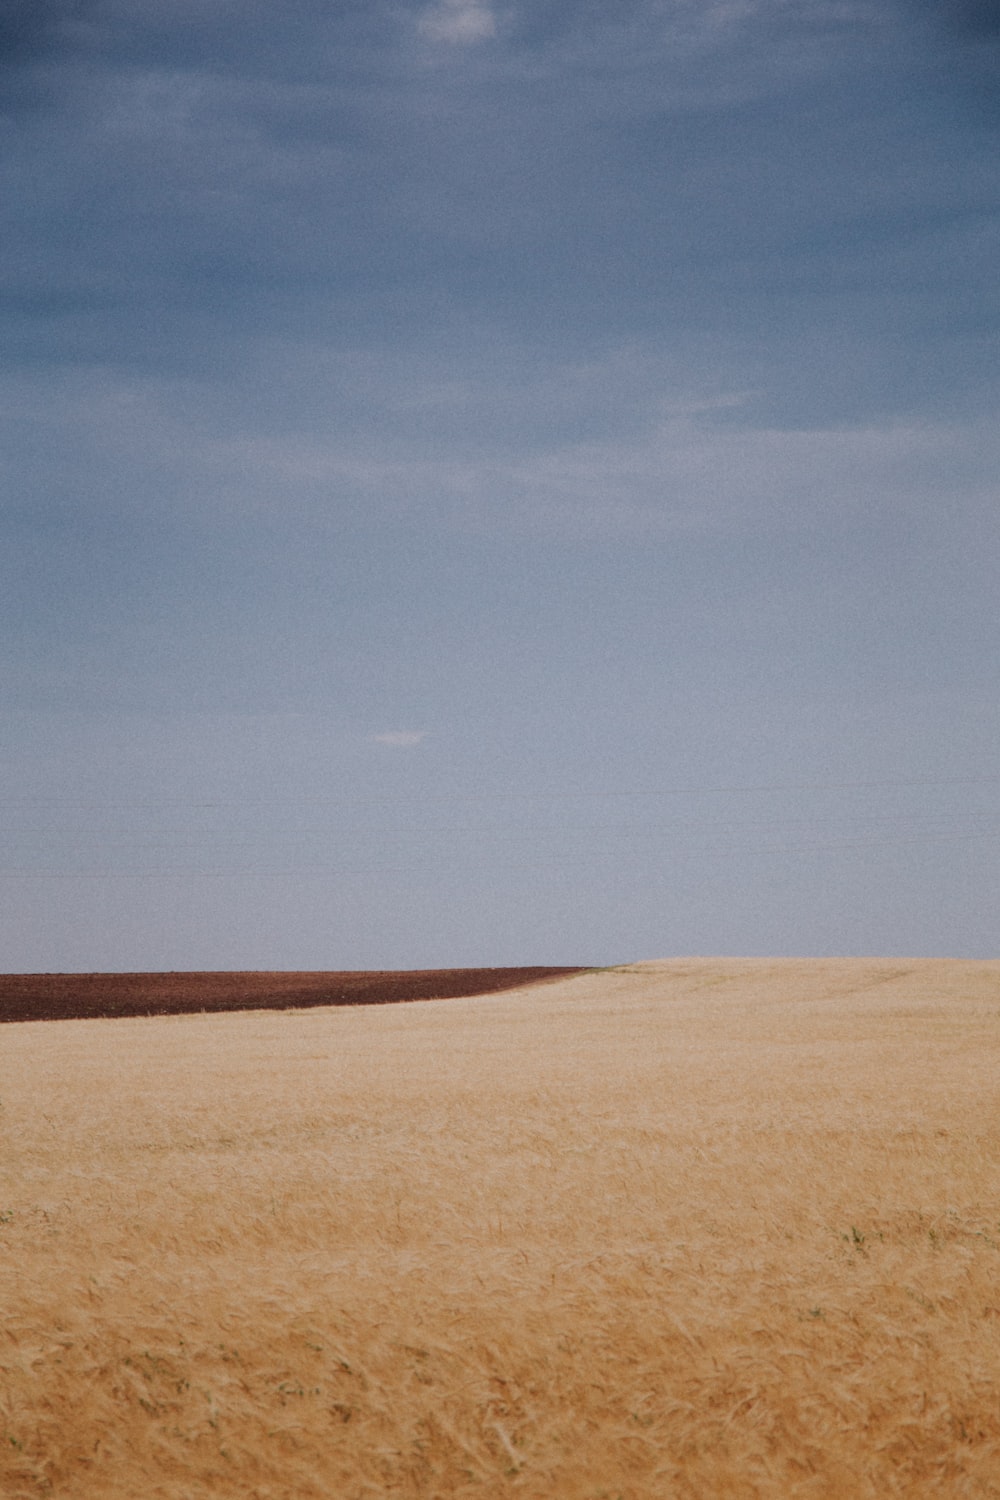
[1,772,998,811]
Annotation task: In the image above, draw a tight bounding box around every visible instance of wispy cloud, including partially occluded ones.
[418,0,496,45]
[371,730,428,747]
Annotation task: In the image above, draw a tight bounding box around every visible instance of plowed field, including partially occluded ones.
[0,967,584,1024]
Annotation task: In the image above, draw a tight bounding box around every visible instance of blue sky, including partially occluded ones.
[2,0,998,969]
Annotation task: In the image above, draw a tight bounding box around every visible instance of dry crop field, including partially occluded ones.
[2,958,1000,1499]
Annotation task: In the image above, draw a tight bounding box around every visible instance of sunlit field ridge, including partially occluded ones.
[3,958,1000,1498]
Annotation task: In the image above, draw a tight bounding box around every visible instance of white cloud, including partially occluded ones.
[371,730,428,747]
[418,0,496,45]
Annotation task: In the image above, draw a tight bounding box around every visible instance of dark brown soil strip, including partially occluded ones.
[0,968,588,1024]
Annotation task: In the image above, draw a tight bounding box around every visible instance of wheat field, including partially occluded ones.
[2,958,1000,1498]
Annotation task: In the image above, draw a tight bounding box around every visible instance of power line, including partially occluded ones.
[0,772,997,812]
[3,825,999,879]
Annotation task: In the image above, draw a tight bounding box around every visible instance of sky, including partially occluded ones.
[1,0,998,970]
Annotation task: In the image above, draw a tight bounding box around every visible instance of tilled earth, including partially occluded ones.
[0,968,586,1024]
